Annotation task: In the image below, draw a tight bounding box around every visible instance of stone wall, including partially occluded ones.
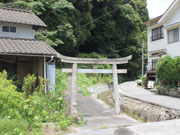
[89,83,113,98]
[159,88,180,98]
[98,90,180,122]
[120,95,180,122]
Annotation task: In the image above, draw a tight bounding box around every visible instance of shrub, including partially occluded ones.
[22,74,37,98]
[0,71,24,119]
[156,55,180,86]
[138,75,146,87]
[0,71,73,133]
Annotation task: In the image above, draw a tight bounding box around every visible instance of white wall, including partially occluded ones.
[148,27,167,53]
[167,26,180,57]
[166,6,180,27]
[0,22,34,39]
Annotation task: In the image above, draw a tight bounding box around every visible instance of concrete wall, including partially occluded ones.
[0,22,34,39]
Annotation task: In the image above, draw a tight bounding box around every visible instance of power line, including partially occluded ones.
[74,6,121,32]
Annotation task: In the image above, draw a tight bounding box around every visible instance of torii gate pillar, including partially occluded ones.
[113,64,120,114]
[71,63,78,117]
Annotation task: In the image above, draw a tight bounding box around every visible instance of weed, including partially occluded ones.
[78,88,91,97]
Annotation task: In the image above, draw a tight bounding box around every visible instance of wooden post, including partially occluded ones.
[112,64,120,114]
[71,63,78,120]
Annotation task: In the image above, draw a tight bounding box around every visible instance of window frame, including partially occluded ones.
[2,26,10,32]
[168,28,179,44]
[2,26,16,33]
[10,27,16,33]
[151,26,164,41]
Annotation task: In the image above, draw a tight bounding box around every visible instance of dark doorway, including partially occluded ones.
[0,61,17,78]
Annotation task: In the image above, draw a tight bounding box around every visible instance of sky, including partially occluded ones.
[147,0,174,18]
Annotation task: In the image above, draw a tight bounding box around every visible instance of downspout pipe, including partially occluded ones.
[44,56,55,93]
[44,56,47,93]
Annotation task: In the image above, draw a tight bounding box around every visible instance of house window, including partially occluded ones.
[2,26,16,33]
[168,28,179,44]
[2,26,9,32]
[10,27,16,33]
[151,26,164,41]
[152,59,158,70]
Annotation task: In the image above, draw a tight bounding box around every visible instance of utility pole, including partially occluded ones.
[142,41,144,76]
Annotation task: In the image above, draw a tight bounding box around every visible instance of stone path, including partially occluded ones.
[66,94,139,135]
[119,81,180,110]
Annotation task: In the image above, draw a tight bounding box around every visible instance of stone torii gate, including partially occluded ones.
[58,54,132,115]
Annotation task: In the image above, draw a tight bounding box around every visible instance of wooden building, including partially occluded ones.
[0,7,58,87]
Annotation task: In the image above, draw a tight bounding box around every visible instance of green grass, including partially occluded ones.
[78,88,91,97]
[0,119,28,135]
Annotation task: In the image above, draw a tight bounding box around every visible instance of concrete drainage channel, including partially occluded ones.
[90,83,180,123]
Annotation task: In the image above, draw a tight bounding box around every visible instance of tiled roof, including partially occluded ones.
[0,7,46,27]
[0,38,57,57]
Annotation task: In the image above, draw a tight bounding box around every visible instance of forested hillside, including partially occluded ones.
[0,0,149,80]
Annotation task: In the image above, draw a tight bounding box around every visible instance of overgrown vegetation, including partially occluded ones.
[78,88,91,97]
[0,67,112,134]
[56,69,68,92]
[0,70,72,134]
[156,55,180,89]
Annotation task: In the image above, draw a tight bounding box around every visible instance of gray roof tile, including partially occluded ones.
[0,7,46,27]
[0,38,58,57]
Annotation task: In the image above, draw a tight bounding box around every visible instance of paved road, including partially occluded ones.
[119,81,180,110]
[66,87,180,135]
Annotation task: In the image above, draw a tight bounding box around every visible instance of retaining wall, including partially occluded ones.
[94,84,180,122]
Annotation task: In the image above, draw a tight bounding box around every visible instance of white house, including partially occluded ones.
[145,0,180,83]
[0,7,58,91]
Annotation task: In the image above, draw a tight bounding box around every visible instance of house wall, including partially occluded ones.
[38,57,44,78]
[147,27,167,54]
[0,22,34,39]
[166,26,180,57]
[166,5,180,27]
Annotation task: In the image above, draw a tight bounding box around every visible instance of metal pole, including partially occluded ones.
[142,41,144,76]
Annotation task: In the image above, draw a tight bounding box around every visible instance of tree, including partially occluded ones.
[2,0,149,80]
[79,0,149,80]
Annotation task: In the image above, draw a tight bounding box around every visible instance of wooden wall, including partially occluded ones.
[0,55,44,83]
